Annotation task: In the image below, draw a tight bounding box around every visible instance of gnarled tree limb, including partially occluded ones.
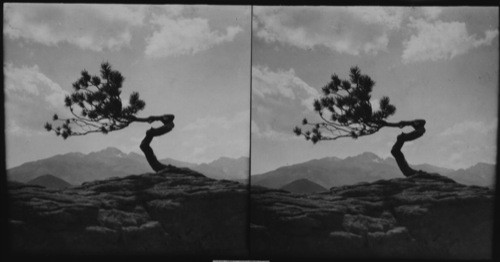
[383,119,426,177]
[137,114,175,172]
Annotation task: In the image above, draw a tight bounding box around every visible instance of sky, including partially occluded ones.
[3,5,499,174]
[251,6,499,174]
[4,4,251,168]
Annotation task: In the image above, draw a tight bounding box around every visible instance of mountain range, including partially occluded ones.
[7,147,248,185]
[252,152,495,189]
[8,149,494,189]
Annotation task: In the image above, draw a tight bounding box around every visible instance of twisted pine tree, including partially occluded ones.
[44,62,174,172]
[294,66,426,177]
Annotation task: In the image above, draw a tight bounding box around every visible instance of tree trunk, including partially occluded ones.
[382,119,426,177]
[132,115,175,172]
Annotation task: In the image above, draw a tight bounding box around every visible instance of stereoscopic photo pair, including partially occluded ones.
[4,4,498,260]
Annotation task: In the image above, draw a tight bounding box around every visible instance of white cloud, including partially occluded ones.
[402,18,499,63]
[4,63,69,136]
[345,7,406,30]
[157,5,185,17]
[4,63,68,108]
[179,110,249,163]
[431,117,498,169]
[4,4,146,51]
[182,110,249,132]
[251,120,299,141]
[252,66,319,111]
[6,119,48,137]
[439,119,498,137]
[253,6,406,55]
[252,66,320,140]
[438,137,496,169]
[420,7,443,20]
[145,13,242,58]
[253,6,497,62]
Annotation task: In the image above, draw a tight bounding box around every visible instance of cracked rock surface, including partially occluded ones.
[8,166,248,256]
[250,171,494,259]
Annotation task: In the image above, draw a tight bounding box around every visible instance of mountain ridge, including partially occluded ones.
[8,147,249,185]
[252,152,495,188]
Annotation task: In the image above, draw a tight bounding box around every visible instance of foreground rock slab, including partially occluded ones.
[250,172,494,259]
[9,166,248,257]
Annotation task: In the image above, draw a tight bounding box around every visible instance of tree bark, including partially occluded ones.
[132,114,175,172]
[382,119,426,177]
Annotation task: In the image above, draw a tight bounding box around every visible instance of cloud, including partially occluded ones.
[179,110,249,163]
[252,66,319,110]
[435,119,497,168]
[182,110,249,132]
[439,119,497,137]
[145,12,242,58]
[4,3,146,51]
[253,6,497,62]
[253,6,406,55]
[420,7,442,20]
[438,138,496,169]
[4,63,68,108]
[6,119,47,137]
[402,18,499,63]
[157,5,186,17]
[252,66,320,140]
[4,63,69,135]
[252,120,300,141]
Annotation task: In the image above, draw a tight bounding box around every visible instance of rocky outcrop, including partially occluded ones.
[8,166,248,257]
[251,171,494,259]
[8,167,494,259]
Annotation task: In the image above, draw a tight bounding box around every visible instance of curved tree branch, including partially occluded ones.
[137,114,175,172]
[383,119,426,177]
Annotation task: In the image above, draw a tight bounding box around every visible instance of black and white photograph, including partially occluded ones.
[2,3,499,261]
[250,6,498,259]
[4,3,250,257]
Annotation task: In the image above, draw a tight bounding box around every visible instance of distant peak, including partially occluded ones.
[128,151,143,157]
[471,162,495,169]
[102,146,121,152]
[350,152,382,161]
[209,156,249,164]
[234,156,250,161]
[63,152,85,157]
[95,147,124,156]
[360,152,381,157]
[322,156,341,161]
